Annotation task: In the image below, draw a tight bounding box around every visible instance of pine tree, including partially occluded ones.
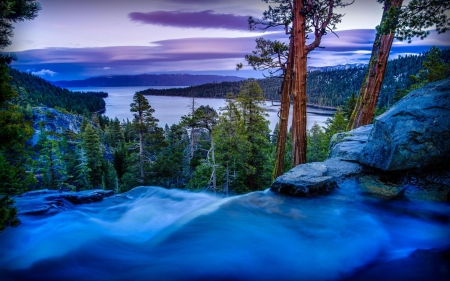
[130,93,163,183]
[81,124,103,188]
[236,80,272,191]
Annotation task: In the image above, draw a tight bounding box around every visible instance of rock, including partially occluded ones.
[323,158,364,178]
[15,189,115,216]
[271,159,363,196]
[328,125,372,161]
[58,189,115,204]
[359,79,450,171]
[29,107,85,145]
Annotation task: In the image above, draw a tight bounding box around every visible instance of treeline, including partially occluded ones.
[139,49,450,108]
[52,74,246,88]
[8,68,107,114]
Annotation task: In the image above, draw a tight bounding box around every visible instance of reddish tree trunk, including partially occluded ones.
[291,0,307,166]
[348,0,403,130]
[272,38,293,179]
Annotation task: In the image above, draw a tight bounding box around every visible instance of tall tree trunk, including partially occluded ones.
[138,111,144,182]
[272,38,293,179]
[291,0,308,166]
[209,130,216,194]
[348,0,403,130]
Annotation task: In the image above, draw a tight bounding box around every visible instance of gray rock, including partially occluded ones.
[15,189,115,216]
[29,107,85,145]
[323,158,363,178]
[58,189,115,204]
[271,159,363,196]
[328,125,372,161]
[359,79,450,171]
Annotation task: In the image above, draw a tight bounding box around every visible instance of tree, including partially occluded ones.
[183,105,219,192]
[0,0,40,232]
[236,80,273,191]
[81,124,103,188]
[130,93,161,183]
[348,0,450,130]
[247,0,353,177]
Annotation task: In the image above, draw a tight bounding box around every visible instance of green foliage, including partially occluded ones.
[392,46,450,104]
[396,0,450,43]
[0,0,41,232]
[8,68,106,114]
[81,124,103,188]
[306,123,328,162]
[306,110,347,163]
[0,195,20,232]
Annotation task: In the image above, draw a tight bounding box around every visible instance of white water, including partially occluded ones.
[68,86,334,131]
[1,181,449,280]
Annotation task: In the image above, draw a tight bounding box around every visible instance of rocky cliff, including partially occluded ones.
[271,78,450,201]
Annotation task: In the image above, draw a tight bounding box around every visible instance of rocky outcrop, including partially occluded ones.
[271,158,363,196]
[29,107,85,145]
[328,124,372,161]
[271,78,450,200]
[359,79,450,171]
[16,189,115,216]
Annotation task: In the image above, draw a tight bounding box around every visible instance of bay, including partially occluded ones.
[68,86,335,131]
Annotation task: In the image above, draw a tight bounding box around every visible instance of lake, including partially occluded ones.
[68,86,335,131]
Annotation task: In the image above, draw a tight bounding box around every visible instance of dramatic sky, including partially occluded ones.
[5,0,450,81]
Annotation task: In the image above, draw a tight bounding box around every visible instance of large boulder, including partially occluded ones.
[328,124,372,161]
[270,158,362,196]
[359,79,450,171]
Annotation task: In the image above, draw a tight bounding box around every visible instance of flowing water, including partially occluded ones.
[68,86,334,131]
[1,181,449,280]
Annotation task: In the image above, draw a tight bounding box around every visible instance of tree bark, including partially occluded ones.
[348,0,403,130]
[272,39,293,179]
[291,0,308,166]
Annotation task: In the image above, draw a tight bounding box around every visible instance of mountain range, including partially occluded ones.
[51,74,246,88]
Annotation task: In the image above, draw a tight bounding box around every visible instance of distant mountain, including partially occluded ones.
[51,74,246,88]
[307,63,366,72]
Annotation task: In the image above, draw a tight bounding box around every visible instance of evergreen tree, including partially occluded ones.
[307,123,328,162]
[0,0,40,232]
[74,147,91,191]
[130,93,164,183]
[236,80,273,191]
[81,124,103,188]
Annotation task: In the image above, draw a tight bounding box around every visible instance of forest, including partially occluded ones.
[8,68,107,114]
[138,49,450,109]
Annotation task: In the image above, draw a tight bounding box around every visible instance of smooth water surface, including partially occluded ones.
[1,181,449,280]
[68,86,334,131]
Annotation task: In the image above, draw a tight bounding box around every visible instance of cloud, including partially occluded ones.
[31,69,58,77]
[128,10,249,30]
[9,29,450,80]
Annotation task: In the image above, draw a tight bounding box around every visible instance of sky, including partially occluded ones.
[4,0,450,81]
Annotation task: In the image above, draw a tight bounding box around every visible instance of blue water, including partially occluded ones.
[1,181,449,280]
[68,86,334,131]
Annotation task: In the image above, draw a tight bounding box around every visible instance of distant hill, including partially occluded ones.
[139,50,450,108]
[9,68,106,114]
[51,74,246,88]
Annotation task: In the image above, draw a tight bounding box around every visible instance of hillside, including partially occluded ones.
[51,74,246,88]
[139,50,450,108]
[9,68,106,114]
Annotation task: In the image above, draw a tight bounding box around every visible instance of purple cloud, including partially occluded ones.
[8,29,450,80]
[128,10,250,30]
